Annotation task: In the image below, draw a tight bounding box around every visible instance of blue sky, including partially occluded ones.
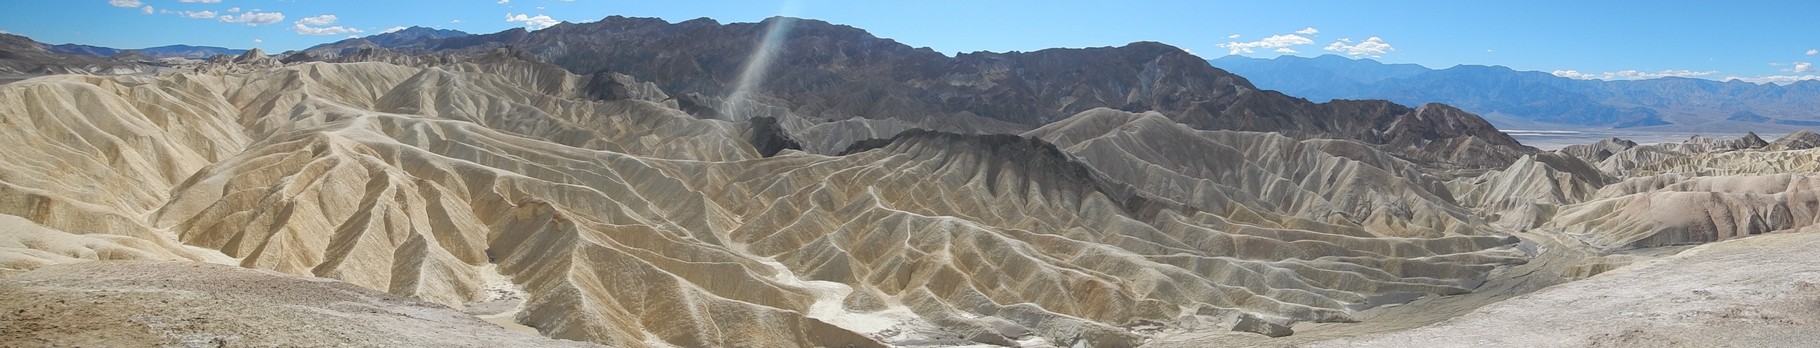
[3,0,1817,84]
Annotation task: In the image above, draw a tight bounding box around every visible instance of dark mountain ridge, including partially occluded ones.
[287,16,1534,168]
[0,33,149,75]
[292,26,471,59]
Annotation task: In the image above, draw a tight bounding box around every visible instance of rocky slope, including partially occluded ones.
[1304,229,1820,348]
[1142,130,1820,347]
[0,261,597,347]
[0,51,1548,346]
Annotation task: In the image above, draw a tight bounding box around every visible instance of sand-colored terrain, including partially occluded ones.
[1305,229,1820,348]
[0,260,597,347]
[1,37,1818,347]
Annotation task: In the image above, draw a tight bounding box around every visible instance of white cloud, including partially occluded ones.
[109,0,140,8]
[1324,36,1394,57]
[506,13,559,30]
[228,7,240,12]
[141,5,153,14]
[1551,69,1718,81]
[292,14,364,35]
[1796,62,1813,73]
[498,0,510,4]
[219,11,285,26]
[1226,34,1240,39]
[252,38,262,45]
[1549,70,1588,79]
[1275,47,1298,54]
[536,6,546,10]
[381,26,408,34]
[1294,27,1319,35]
[178,0,222,3]
[0,29,9,34]
[182,10,215,18]
[451,19,462,23]
[1809,49,1818,56]
[1218,34,1314,55]
[1724,75,1820,85]
[297,14,338,26]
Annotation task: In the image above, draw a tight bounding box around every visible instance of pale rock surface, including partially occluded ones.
[1304,229,1820,348]
[3,52,1818,348]
[0,260,599,347]
[0,60,1531,347]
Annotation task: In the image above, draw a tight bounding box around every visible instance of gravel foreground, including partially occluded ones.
[0,260,598,347]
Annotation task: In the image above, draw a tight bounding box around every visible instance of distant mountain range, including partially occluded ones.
[49,43,245,59]
[0,32,243,76]
[293,26,469,59]
[0,33,144,75]
[1210,55,1820,130]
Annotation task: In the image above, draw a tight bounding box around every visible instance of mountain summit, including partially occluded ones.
[289,16,1534,168]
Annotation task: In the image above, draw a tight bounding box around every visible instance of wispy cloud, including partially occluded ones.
[292,14,363,35]
[141,5,153,14]
[1294,27,1319,35]
[1552,69,1717,80]
[1324,37,1394,57]
[381,26,408,34]
[178,0,222,3]
[181,10,215,19]
[506,13,559,30]
[108,0,140,7]
[1796,62,1813,73]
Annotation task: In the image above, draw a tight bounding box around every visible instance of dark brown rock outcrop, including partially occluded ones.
[314,16,1535,168]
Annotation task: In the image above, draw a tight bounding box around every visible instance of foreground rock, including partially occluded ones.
[1231,313,1295,338]
[0,261,597,347]
[1305,229,1820,348]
